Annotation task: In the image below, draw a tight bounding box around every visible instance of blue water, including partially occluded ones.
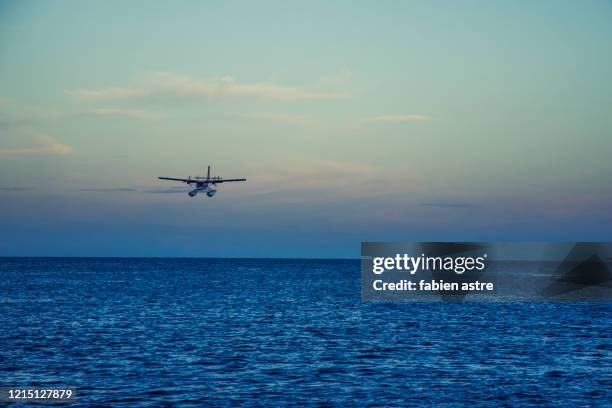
[0,258,610,407]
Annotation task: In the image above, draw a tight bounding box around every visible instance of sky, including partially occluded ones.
[0,0,611,257]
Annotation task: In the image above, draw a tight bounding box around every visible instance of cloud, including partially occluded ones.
[79,188,137,192]
[79,187,187,194]
[252,159,380,188]
[76,185,190,195]
[241,112,312,125]
[421,202,474,208]
[0,107,162,130]
[239,159,421,202]
[0,133,73,157]
[320,69,353,86]
[142,187,186,194]
[84,108,164,120]
[368,115,432,122]
[65,72,348,103]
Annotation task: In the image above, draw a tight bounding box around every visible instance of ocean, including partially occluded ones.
[0,258,610,406]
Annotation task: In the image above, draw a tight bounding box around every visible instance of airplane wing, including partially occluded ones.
[211,178,246,183]
[158,177,246,184]
[158,177,196,184]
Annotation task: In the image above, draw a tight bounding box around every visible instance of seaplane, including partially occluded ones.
[158,165,246,198]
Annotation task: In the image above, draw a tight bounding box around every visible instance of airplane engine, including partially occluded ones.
[206,190,217,198]
[188,189,198,197]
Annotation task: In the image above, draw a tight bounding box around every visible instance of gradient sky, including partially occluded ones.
[1,1,611,257]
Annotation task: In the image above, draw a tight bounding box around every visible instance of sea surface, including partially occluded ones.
[0,258,610,407]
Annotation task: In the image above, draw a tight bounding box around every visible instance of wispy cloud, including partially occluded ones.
[142,187,187,194]
[0,105,74,158]
[79,188,137,192]
[78,187,185,194]
[65,72,348,103]
[241,112,312,125]
[421,202,474,208]
[83,108,164,120]
[320,69,353,86]
[0,107,162,130]
[0,133,73,157]
[239,159,421,203]
[368,115,432,122]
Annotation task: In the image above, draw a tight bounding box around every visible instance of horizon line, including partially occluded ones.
[0,255,360,261]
